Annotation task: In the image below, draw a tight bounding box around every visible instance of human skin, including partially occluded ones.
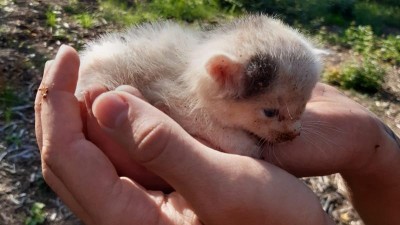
[35,45,333,225]
[269,83,400,225]
[36,45,400,225]
[92,73,400,225]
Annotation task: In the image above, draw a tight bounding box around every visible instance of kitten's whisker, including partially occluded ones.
[303,121,337,127]
[271,144,284,167]
[301,132,329,157]
[302,128,346,152]
[302,122,345,133]
[285,102,293,120]
[302,124,345,134]
[310,130,338,147]
[257,140,265,158]
[258,145,266,159]
[303,125,346,138]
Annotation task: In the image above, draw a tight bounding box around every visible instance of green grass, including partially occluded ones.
[0,85,26,148]
[74,13,95,28]
[147,0,221,22]
[319,24,400,66]
[342,24,375,54]
[5,132,22,147]
[99,0,154,25]
[324,58,386,94]
[221,0,399,35]
[98,0,232,26]
[354,2,400,33]
[0,86,23,124]
[53,0,399,95]
[321,22,398,93]
[61,0,400,33]
[45,10,57,28]
[24,202,46,225]
[377,35,400,65]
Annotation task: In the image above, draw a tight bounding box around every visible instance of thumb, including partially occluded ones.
[91,91,229,189]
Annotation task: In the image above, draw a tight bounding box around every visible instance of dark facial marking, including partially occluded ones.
[242,54,278,98]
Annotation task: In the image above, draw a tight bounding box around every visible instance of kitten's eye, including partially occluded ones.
[263,108,279,118]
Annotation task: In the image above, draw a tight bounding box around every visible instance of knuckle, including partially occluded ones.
[40,162,53,184]
[133,120,173,164]
[40,140,57,165]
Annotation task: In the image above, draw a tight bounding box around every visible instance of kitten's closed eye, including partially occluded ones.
[263,108,279,118]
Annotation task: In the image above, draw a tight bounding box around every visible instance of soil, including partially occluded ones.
[0,1,399,225]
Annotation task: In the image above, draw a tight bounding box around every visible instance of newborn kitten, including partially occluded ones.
[77,15,321,158]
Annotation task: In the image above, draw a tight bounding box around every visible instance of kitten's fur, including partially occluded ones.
[77,15,321,158]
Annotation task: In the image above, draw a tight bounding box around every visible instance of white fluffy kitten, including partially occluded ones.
[76,15,321,158]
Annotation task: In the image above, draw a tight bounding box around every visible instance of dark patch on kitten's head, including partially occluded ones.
[241,54,278,98]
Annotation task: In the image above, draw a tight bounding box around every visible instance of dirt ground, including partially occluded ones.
[0,1,399,224]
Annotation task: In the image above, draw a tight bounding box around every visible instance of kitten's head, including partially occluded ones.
[193,15,321,144]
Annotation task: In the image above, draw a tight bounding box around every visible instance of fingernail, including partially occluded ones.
[43,60,54,75]
[56,44,67,59]
[44,60,53,69]
[93,93,129,130]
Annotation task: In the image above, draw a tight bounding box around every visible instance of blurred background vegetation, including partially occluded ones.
[87,0,399,94]
[0,0,399,224]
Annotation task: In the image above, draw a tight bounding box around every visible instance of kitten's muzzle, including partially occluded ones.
[274,131,300,143]
[246,129,300,146]
[269,123,301,143]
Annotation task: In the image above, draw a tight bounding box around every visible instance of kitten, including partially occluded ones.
[76,15,322,158]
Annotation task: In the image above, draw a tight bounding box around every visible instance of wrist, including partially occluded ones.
[342,118,400,183]
[340,119,400,225]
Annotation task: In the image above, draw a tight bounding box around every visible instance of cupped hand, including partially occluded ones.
[267,83,384,177]
[35,45,334,225]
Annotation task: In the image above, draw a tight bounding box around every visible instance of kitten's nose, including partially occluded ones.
[291,121,302,135]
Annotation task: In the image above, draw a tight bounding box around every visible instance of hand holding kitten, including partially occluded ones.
[36,45,334,225]
[37,45,400,225]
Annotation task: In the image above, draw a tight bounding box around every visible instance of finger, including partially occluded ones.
[76,82,176,194]
[39,46,167,224]
[115,85,145,100]
[84,86,171,191]
[40,45,83,149]
[79,84,108,135]
[38,45,119,215]
[43,60,54,75]
[35,60,54,152]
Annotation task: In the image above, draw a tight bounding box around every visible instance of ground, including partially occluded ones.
[0,1,399,225]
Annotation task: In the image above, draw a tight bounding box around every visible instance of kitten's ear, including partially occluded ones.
[205,54,243,90]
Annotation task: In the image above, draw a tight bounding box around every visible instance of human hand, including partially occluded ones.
[268,83,400,225]
[35,45,334,225]
[265,83,385,177]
